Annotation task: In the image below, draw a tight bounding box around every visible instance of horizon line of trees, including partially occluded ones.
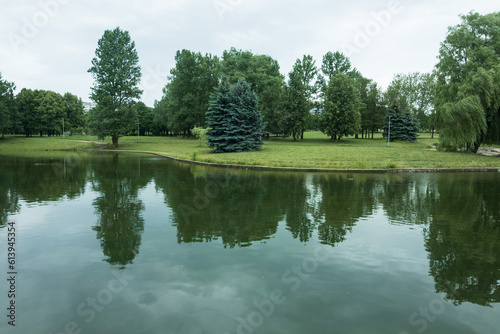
[0,53,434,140]
[1,11,499,152]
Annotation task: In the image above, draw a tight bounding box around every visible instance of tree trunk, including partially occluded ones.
[112,136,119,147]
[472,140,481,154]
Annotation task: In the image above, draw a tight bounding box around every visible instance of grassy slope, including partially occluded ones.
[1,132,499,169]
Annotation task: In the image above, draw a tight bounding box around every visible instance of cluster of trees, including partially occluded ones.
[0,77,86,138]
[0,73,18,138]
[153,48,423,143]
[1,11,499,152]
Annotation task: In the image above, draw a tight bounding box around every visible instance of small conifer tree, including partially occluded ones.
[383,99,419,142]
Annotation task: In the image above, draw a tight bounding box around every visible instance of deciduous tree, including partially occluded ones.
[435,11,500,151]
[319,73,361,140]
[0,73,17,138]
[88,27,142,147]
[221,48,284,134]
[280,55,318,140]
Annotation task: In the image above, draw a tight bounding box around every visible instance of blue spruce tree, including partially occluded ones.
[206,78,265,153]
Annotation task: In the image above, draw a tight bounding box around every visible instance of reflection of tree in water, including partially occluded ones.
[381,174,437,226]
[91,154,150,267]
[425,174,500,306]
[0,154,89,228]
[155,164,283,248]
[279,174,316,243]
[0,160,19,228]
[11,154,87,203]
[313,174,380,246]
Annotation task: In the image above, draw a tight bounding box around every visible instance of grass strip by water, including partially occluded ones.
[1,132,499,170]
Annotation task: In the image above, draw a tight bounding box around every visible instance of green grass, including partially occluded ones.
[1,132,499,169]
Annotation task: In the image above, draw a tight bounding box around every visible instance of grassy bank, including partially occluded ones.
[1,132,499,169]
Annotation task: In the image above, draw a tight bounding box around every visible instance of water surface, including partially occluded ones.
[0,153,499,334]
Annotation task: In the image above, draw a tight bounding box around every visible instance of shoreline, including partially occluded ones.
[98,149,500,174]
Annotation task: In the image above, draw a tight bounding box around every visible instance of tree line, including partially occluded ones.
[1,11,499,152]
[154,47,436,141]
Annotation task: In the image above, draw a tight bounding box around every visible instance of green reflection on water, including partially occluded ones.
[0,153,499,333]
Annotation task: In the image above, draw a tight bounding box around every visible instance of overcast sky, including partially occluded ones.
[1,0,498,107]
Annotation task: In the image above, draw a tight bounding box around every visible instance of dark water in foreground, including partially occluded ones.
[0,153,499,334]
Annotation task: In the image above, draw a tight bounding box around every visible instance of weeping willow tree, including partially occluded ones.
[435,12,500,152]
[439,96,487,151]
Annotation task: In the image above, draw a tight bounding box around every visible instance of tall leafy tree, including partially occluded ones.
[385,72,436,118]
[319,73,361,140]
[134,101,154,136]
[221,48,284,134]
[62,93,86,135]
[88,27,142,147]
[361,81,386,139]
[163,50,220,135]
[152,92,170,136]
[435,11,500,152]
[206,78,265,153]
[321,51,354,81]
[281,55,318,140]
[16,88,37,137]
[0,73,17,138]
[37,90,64,136]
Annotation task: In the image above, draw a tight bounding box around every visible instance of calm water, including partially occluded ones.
[0,153,499,334]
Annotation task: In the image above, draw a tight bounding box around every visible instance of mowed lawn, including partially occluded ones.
[1,132,499,169]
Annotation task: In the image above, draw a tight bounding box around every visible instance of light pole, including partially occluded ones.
[388,115,392,147]
[137,118,140,143]
[62,118,65,138]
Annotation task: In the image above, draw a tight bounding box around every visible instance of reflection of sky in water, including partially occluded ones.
[0,154,499,334]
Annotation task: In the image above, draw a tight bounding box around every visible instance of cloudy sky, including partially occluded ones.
[1,0,498,107]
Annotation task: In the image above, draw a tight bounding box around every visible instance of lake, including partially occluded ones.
[0,152,499,334]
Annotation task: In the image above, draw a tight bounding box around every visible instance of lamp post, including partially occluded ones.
[388,115,392,147]
[62,118,65,138]
[137,118,140,143]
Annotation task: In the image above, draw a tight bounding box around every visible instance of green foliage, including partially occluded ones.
[190,150,198,161]
[206,78,265,153]
[221,48,284,134]
[62,93,86,135]
[280,55,318,140]
[360,81,386,138]
[152,94,169,136]
[192,126,208,147]
[319,73,362,140]
[439,96,487,151]
[87,104,136,142]
[385,73,434,113]
[16,89,69,137]
[162,50,220,134]
[435,11,500,151]
[383,101,420,142]
[0,73,17,137]
[321,51,355,80]
[134,101,154,136]
[87,27,142,147]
